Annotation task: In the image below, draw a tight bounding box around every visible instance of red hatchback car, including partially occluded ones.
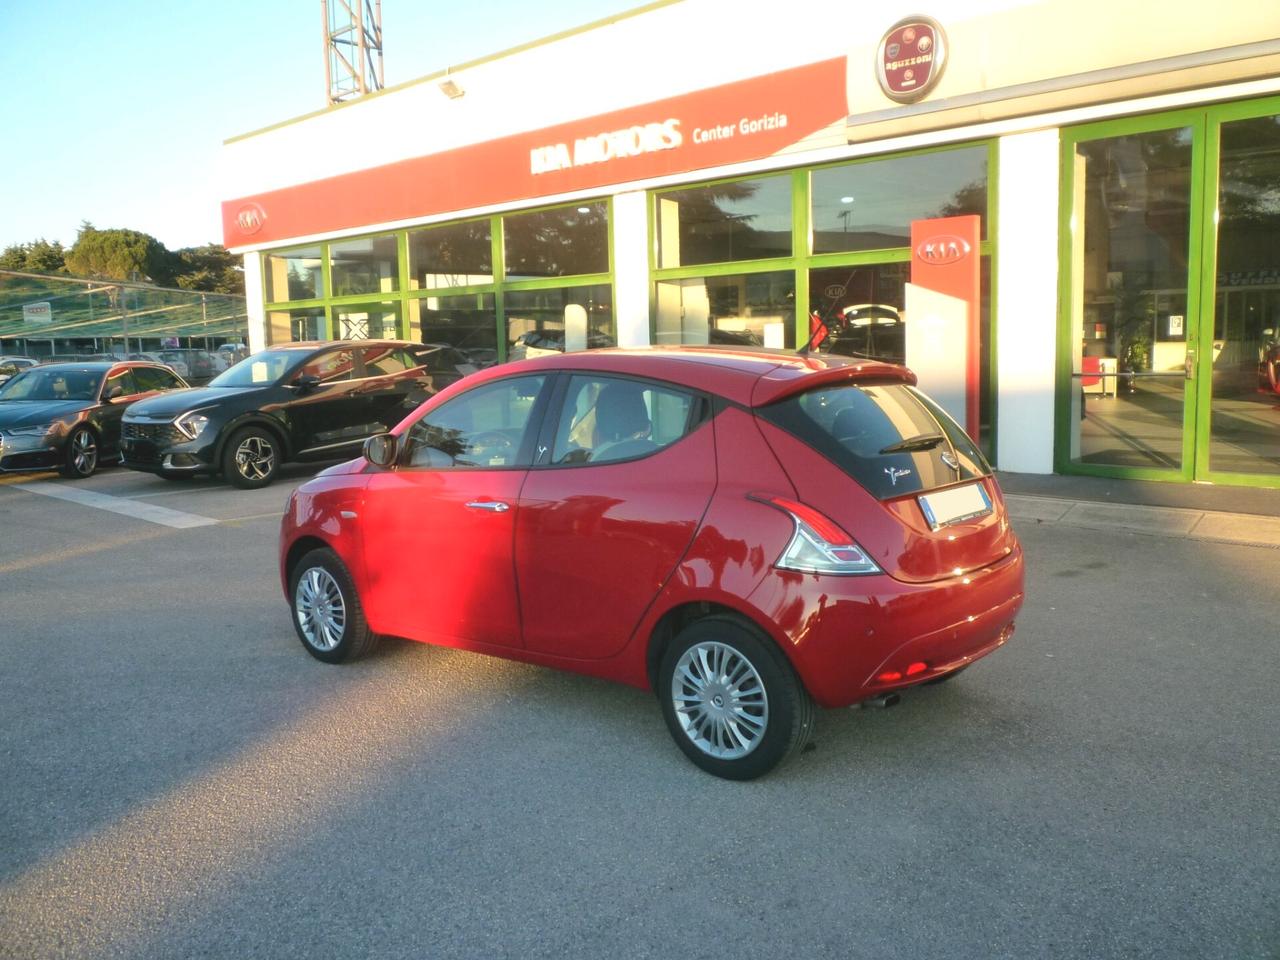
[280,347,1024,779]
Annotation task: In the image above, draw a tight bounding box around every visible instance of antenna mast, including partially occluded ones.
[322,0,384,105]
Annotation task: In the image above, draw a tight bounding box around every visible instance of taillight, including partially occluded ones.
[749,494,882,576]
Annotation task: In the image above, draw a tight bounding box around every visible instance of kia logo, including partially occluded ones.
[236,202,267,235]
[915,235,971,265]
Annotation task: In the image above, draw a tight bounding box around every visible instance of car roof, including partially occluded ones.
[26,361,174,372]
[472,346,914,407]
[269,339,414,351]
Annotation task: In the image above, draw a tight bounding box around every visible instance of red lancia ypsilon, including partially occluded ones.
[280,347,1024,779]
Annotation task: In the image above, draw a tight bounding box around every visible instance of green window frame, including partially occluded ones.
[648,141,1000,457]
[260,197,616,363]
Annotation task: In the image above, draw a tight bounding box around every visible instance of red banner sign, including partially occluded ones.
[222,58,847,248]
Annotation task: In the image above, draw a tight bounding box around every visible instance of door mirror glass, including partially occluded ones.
[103,384,124,402]
[363,433,399,468]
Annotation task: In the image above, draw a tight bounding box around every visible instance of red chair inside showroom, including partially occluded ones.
[1081,355,1102,388]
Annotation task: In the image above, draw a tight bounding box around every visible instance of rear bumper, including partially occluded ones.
[748,544,1025,708]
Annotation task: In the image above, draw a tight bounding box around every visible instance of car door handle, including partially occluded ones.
[465,500,510,512]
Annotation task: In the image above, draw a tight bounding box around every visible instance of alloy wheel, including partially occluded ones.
[670,640,769,760]
[234,435,275,482]
[295,566,346,651]
[71,430,97,475]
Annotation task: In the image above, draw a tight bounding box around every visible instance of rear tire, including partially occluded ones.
[658,616,814,780]
[288,548,380,663]
[223,426,280,489]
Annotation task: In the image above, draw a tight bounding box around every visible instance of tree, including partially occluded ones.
[174,244,243,294]
[0,238,66,273]
[65,222,178,285]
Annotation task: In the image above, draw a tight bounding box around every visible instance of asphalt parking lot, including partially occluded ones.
[0,463,1277,960]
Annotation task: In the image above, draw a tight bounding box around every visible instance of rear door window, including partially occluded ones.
[758,381,989,499]
[134,366,184,392]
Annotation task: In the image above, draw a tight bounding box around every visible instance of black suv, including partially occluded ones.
[119,340,439,488]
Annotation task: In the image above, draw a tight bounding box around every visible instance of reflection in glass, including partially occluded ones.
[413,293,499,368]
[655,271,794,349]
[409,220,493,289]
[268,307,325,344]
[806,259,993,454]
[807,263,908,361]
[811,147,987,253]
[505,285,614,359]
[1209,114,1280,476]
[330,235,399,297]
[503,203,608,280]
[656,175,792,268]
[264,246,323,302]
[1068,128,1192,469]
[333,302,400,340]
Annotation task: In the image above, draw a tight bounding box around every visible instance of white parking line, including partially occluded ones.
[19,482,219,529]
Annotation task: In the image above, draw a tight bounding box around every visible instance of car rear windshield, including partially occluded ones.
[757,381,990,499]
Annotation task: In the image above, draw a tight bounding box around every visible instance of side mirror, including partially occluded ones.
[293,374,322,394]
[103,385,124,402]
[363,433,398,468]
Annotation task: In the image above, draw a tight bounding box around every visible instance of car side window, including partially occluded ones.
[300,348,357,383]
[401,375,545,469]
[102,368,140,399]
[549,375,696,465]
[133,366,183,392]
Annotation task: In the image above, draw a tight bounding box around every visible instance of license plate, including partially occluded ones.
[918,482,992,530]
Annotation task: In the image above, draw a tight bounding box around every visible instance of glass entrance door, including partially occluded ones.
[1060,99,1280,486]
[1202,108,1280,481]
[1059,117,1203,478]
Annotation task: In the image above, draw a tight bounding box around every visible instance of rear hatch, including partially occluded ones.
[754,376,1016,583]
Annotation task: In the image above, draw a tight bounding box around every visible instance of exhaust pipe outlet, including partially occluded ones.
[858,692,900,709]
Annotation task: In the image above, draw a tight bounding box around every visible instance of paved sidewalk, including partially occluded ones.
[998,471,1280,548]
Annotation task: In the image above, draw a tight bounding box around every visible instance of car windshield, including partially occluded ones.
[0,367,103,402]
[208,349,306,387]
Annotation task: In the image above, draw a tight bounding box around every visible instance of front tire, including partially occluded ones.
[223,426,280,489]
[658,616,814,780]
[60,427,99,479]
[288,548,380,663]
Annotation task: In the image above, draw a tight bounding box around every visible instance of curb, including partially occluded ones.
[1004,494,1280,550]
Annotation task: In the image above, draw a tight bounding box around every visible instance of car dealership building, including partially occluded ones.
[219,0,1280,488]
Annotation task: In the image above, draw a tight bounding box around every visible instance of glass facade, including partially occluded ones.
[330,235,399,297]
[1058,97,1280,486]
[1208,113,1280,479]
[409,219,493,289]
[262,200,615,359]
[811,146,988,253]
[651,144,995,453]
[504,203,608,279]
[656,175,792,268]
[506,285,614,360]
[656,272,795,349]
[264,245,324,303]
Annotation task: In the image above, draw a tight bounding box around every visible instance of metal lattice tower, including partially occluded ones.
[323,0,384,105]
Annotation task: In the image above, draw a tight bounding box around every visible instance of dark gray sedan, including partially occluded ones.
[0,361,188,478]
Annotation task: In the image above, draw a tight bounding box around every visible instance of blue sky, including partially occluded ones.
[0,0,641,253]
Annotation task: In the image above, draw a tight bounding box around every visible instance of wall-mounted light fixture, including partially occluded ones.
[438,78,465,99]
